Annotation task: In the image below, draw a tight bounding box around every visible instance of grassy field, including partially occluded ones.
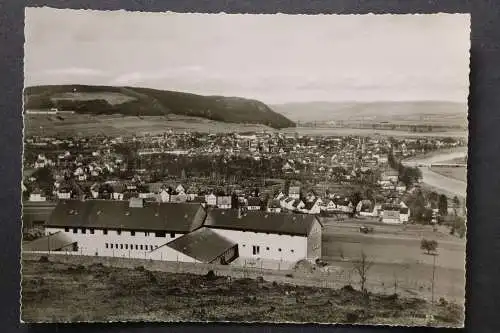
[24,114,273,137]
[21,258,463,326]
[24,113,468,138]
[429,167,467,182]
[280,127,467,138]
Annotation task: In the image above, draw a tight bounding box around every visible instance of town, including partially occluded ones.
[22,130,467,267]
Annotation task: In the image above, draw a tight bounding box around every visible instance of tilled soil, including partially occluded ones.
[21,259,464,326]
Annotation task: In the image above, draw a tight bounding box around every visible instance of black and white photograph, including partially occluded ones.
[21,8,470,326]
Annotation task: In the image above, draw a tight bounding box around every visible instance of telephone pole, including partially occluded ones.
[431,254,437,304]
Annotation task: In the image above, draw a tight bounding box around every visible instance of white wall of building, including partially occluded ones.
[45,227,183,259]
[210,228,307,263]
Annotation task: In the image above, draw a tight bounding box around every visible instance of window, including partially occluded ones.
[117,230,122,235]
[155,245,158,249]
[278,248,282,252]
[135,245,138,250]
[155,232,166,237]
[145,232,150,236]
[130,231,135,236]
[115,244,118,249]
[73,228,78,234]
[252,246,260,255]
[105,243,108,249]
[81,228,86,234]
[64,227,69,232]
[110,244,113,249]
[130,244,133,249]
[90,228,95,234]
[170,233,175,238]
[125,244,128,250]
[291,249,294,253]
[103,229,108,235]
[266,247,270,251]
[140,245,143,250]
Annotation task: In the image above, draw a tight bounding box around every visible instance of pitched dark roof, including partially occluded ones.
[382,204,400,211]
[165,227,237,263]
[23,231,75,252]
[268,199,281,208]
[204,209,320,236]
[247,197,261,207]
[304,200,318,210]
[46,200,206,232]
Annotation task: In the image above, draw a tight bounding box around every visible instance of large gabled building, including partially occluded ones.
[44,198,206,258]
[33,198,323,265]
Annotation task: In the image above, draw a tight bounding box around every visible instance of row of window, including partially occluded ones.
[105,243,159,251]
[64,227,175,238]
[248,245,294,255]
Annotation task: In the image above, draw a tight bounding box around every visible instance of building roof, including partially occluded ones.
[247,197,261,207]
[23,231,75,252]
[165,227,237,263]
[304,200,318,211]
[268,199,281,208]
[289,186,300,194]
[46,199,206,232]
[204,209,320,236]
[382,204,400,211]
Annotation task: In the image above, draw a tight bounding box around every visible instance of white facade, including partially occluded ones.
[159,191,170,203]
[29,193,46,202]
[113,192,124,200]
[57,191,72,200]
[45,226,183,259]
[205,194,217,206]
[211,228,308,262]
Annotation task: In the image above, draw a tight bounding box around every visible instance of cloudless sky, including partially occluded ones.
[25,8,470,104]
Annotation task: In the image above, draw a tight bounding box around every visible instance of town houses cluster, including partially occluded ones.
[22,131,466,265]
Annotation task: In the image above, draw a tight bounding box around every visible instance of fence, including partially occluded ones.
[22,251,464,304]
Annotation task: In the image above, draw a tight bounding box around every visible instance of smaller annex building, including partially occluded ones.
[204,209,322,262]
[28,199,323,266]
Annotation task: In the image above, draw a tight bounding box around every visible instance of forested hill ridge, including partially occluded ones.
[24,85,295,129]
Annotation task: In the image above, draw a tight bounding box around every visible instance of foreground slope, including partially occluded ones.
[24,85,295,129]
[21,258,463,325]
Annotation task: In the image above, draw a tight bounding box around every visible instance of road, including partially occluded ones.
[402,149,467,197]
[320,218,466,302]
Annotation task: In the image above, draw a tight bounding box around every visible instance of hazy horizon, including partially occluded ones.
[25,8,470,105]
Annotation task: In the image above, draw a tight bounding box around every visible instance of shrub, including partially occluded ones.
[205,270,216,280]
[420,239,438,255]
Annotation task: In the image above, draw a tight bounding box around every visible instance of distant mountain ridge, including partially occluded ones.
[271,101,467,126]
[24,85,295,129]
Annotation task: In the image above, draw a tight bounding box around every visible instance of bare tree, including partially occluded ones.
[353,250,374,294]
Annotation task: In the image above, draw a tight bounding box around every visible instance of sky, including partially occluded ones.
[24,8,470,104]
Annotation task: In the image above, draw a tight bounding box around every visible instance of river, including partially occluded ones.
[402,148,467,198]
